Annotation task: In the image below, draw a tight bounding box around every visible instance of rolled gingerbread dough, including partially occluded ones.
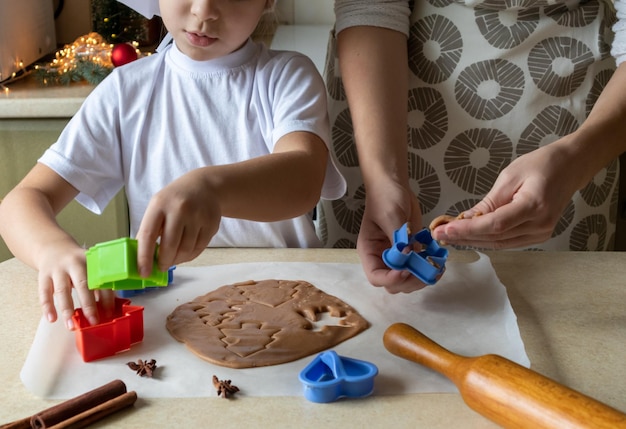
[166,279,370,368]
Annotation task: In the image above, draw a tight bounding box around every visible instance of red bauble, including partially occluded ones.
[111,43,138,67]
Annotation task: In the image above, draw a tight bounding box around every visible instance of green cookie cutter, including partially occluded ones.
[86,237,168,290]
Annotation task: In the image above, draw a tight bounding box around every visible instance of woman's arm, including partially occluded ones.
[337,26,409,192]
[334,0,411,190]
[432,63,626,248]
[336,24,427,291]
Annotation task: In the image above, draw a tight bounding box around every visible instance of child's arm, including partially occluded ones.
[0,164,112,329]
[135,131,328,275]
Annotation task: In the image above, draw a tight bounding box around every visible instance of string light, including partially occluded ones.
[33,33,113,85]
[33,32,146,86]
[0,59,30,92]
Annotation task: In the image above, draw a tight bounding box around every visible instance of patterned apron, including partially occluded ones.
[319,0,618,250]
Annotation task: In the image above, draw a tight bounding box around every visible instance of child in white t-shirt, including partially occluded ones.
[0,0,345,330]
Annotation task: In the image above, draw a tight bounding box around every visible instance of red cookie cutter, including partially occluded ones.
[71,297,144,362]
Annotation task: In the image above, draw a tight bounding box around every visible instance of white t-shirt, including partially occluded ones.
[39,40,346,248]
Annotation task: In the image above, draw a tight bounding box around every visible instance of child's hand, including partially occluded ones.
[135,170,221,276]
[37,243,115,330]
[0,164,117,330]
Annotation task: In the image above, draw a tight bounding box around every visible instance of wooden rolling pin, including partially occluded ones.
[383,322,626,428]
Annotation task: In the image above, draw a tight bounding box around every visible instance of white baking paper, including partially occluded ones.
[21,253,529,399]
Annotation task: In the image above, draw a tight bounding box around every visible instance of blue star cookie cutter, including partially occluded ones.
[382,222,448,285]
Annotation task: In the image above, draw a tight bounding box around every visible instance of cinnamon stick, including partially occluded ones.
[30,379,127,429]
[46,391,137,429]
[0,416,32,429]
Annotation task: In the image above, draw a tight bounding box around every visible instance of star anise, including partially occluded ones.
[127,358,157,377]
[212,375,239,399]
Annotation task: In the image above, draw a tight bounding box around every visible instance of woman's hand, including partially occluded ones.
[357,179,427,293]
[431,140,584,249]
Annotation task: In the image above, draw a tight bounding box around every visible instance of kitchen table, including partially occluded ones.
[1,248,625,428]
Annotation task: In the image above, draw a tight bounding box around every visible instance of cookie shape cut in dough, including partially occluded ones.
[166,279,370,369]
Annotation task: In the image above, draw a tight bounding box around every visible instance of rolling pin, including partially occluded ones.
[383,322,626,428]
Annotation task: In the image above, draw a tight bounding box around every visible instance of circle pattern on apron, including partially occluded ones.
[320,0,618,251]
[331,108,359,167]
[474,8,539,49]
[528,37,594,97]
[408,14,463,84]
[570,214,607,250]
[455,59,525,120]
[545,1,599,27]
[517,106,580,156]
[409,152,441,215]
[586,69,614,116]
[407,87,448,150]
[580,159,618,208]
[331,184,366,236]
[444,128,513,195]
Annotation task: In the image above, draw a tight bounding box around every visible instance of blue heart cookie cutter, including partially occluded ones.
[299,350,378,403]
[382,222,448,285]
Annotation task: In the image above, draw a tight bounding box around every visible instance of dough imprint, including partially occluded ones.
[166,279,369,368]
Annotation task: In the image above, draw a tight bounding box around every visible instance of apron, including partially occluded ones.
[319,0,618,250]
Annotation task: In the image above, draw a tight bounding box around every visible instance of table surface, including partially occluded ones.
[1,248,625,428]
[0,75,94,119]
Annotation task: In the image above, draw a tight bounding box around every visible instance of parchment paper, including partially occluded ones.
[21,253,530,399]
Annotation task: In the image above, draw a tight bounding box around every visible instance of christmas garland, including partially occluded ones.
[33,32,143,86]
[34,58,112,86]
